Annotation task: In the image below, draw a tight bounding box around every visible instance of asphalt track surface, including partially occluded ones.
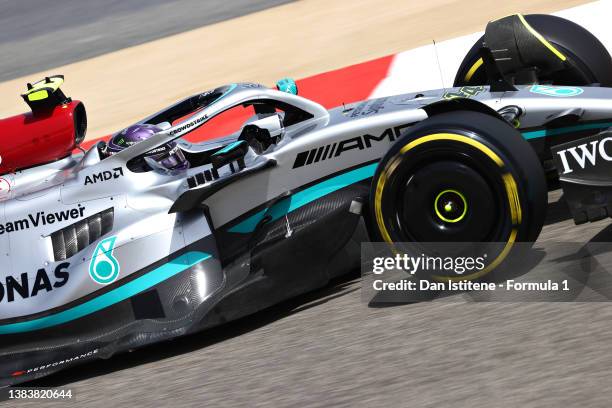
[11,190,612,408]
[7,1,612,407]
[0,0,294,82]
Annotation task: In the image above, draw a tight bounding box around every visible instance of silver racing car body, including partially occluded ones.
[2,78,612,384]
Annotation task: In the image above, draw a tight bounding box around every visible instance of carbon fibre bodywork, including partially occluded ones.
[2,81,612,385]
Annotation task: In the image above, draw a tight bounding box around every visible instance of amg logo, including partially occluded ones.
[0,263,69,303]
[293,124,411,169]
[85,167,124,185]
[0,205,85,235]
[556,137,612,174]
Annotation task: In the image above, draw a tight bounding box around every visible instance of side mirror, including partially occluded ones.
[239,113,283,154]
[276,78,298,95]
[247,113,283,137]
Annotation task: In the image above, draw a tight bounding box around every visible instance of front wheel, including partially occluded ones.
[369,111,547,280]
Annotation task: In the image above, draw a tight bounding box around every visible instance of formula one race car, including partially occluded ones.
[2,13,612,385]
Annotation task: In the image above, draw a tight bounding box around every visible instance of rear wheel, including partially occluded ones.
[455,14,612,87]
[369,111,547,280]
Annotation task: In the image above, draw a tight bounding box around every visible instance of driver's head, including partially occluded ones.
[105,124,189,172]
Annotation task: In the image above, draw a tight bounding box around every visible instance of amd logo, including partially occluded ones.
[556,137,612,174]
[85,167,124,185]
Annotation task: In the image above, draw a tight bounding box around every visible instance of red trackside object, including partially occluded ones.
[0,100,86,175]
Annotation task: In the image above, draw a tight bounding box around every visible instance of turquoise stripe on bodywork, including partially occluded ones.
[0,251,211,335]
[521,122,612,140]
[229,163,378,233]
[213,140,245,155]
[214,83,237,103]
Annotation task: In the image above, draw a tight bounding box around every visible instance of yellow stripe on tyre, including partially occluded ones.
[464,57,484,82]
[517,14,566,62]
[502,172,522,225]
[399,133,504,166]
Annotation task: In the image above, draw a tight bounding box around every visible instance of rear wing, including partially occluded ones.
[21,75,71,113]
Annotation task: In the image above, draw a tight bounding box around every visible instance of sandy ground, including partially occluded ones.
[0,0,296,81]
[0,0,590,138]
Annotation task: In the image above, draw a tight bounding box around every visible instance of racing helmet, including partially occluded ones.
[105,124,189,172]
